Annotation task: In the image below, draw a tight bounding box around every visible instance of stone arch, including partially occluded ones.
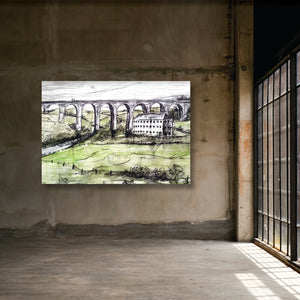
[65,103,78,114]
[116,103,130,116]
[81,103,95,133]
[100,103,117,135]
[92,103,101,132]
[169,103,184,121]
[64,104,78,130]
[116,104,130,136]
[100,103,113,128]
[150,102,165,113]
[133,103,148,118]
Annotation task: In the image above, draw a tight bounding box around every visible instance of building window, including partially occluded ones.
[254,47,300,262]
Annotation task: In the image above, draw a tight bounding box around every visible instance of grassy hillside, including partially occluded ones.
[42,108,95,146]
[42,143,190,184]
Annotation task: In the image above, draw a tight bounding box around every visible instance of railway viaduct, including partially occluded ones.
[42,97,190,133]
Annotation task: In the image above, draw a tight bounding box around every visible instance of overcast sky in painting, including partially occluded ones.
[42,81,190,102]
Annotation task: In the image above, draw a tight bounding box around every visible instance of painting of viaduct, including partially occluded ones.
[42,96,190,133]
[41,81,191,184]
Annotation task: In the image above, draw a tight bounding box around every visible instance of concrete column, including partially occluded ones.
[235,0,254,241]
[58,105,65,123]
[94,105,101,132]
[76,105,83,131]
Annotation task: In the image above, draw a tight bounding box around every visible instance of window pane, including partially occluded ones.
[282,222,288,254]
[269,218,274,246]
[258,110,263,212]
[263,106,268,214]
[288,60,290,92]
[274,69,280,99]
[298,89,300,226]
[275,220,280,250]
[258,183,263,212]
[298,228,300,259]
[268,103,273,216]
[264,215,268,242]
[288,224,291,256]
[274,100,280,219]
[263,79,268,105]
[287,94,290,223]
[281,63,287,95]
[258,83,263,108]
[268,74,274,102]
[281,96,287,221]
[297,51,300,86]
[258,213,263,239]
[296,56,300,260]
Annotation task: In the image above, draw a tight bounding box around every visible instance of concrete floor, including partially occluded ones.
[0,238,300,299]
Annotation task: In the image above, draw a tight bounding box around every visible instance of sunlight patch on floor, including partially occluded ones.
[236,273,280,299]
[235,243,300,299]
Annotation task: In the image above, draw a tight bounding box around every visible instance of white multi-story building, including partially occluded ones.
[132,113,174,137]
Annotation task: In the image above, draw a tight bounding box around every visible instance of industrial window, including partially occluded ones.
[255,46,300,263]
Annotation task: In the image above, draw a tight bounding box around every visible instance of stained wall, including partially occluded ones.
[0,0,250,239]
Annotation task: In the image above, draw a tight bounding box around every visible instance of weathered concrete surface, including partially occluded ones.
[0,1,231,69]
[0,0,248,239]
[0,219,235,240]
[235,1,254,241]
[0,238,299,299]
[0,69,235,228]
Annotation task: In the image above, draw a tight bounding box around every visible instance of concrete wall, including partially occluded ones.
[0,0,252,239]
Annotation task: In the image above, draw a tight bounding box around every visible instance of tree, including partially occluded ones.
[167,164,185,184]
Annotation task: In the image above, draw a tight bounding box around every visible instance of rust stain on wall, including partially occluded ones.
[239,120,252,182]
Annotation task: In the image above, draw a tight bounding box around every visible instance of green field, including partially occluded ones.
[42,106,190,184]
[42,143,190,184]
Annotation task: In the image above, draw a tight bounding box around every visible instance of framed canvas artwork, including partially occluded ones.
[41,81,190,184]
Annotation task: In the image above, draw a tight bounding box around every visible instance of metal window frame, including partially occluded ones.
[255,43,300,265]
